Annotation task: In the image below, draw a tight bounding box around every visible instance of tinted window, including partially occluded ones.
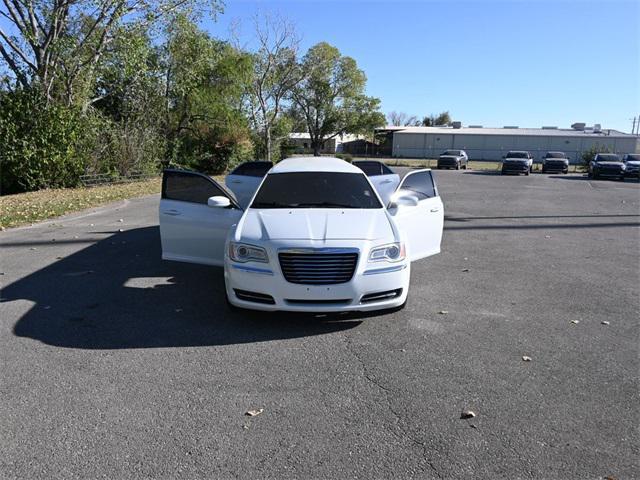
[251,172,382,209]
[443,150,461,156]
[506,151,529,159]
[398,171,437,200]
[162,170,227,204]
[545,152,566,158]
[353,161,393,176]
[595,154,620,162]
[625,154,640,161]
[230,161,272,177]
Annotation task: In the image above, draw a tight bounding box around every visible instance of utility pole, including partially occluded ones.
[632,117,637,135]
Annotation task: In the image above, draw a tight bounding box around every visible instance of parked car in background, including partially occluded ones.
[352,160,401,205]
[588,154,626,180]
[159,157,444,313]
[437,150,468,170]
[501,151,533,175]
[541,151,569,174]
[622,153,640,178]
[224,161,272,208]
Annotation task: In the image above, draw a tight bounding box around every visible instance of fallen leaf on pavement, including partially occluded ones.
[462,268,470,272]
[460,410,476,419]
[522,356,532,362]
[601,321,610,326]
[571,320,580,324]
[438,310,449,315]
[246,408,264,417]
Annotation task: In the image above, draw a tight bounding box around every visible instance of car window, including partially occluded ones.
[251,172,382,209]
[546,152,566,158]
[353,161,393,176]
[595,154,620,162]
[443,150,461,156]
[506,152,529,159]
[626,154,640,161]
[229,161,272,177]
[162,170,229,204]
[397,170,437,200]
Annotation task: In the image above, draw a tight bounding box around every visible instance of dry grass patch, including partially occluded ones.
[1,178,161,229]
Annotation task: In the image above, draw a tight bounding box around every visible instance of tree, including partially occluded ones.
[242,13,301,162]
[291,42,385,156]
[387,111,418,127]
[422,111,452,127]
[0,0,222,106]
[160,15,253,172]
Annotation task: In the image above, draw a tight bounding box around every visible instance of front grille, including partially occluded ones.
[279,251,358,285]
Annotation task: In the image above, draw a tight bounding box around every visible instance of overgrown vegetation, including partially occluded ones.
[0,2,385,195]
[581,144,611,167]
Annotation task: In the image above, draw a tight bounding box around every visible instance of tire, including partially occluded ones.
[456,163,460,170]
[463,164,468,170]
[593,172,599,180]
[525,170,530,176]
[563,169,568,174]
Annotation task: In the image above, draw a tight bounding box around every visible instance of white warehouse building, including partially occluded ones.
[386,124,640,163]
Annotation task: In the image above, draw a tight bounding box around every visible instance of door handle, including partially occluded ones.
[163,210,181,216]
[231,180,243,184]
[430,208,440,213]
[380,179,392,184]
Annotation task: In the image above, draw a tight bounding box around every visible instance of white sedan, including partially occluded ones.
[159,157,443,312]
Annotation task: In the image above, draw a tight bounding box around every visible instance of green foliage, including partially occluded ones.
[335,153,353,162]
[422,111,452,127]
[581,144,611,167]
[0,89,85,194]
[291,42,385,156]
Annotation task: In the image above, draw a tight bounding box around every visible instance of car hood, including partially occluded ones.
[439,155,461,160]
[236,208,394,242]
[595,161,623,167]
[625,161,640,167]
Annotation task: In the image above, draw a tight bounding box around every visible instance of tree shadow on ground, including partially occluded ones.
[2,227,361,349]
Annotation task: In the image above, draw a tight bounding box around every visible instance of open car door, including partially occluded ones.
[353,160,400,206]
[388,169,443,261]
[224,161,272,208]
[160,169,243,266]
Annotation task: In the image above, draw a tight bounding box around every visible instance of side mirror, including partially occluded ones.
[208,196,231,208]
[389,192,419,209]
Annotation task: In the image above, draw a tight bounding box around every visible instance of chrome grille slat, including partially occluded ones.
[279,251,358,285]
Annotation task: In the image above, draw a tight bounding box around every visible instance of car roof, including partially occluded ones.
[270,157,362,174]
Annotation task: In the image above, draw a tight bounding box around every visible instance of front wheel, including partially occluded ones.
[525,170,530,176]
[456,163,460,170]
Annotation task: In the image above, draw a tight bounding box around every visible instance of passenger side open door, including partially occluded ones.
[388,169,443,261]
[160,169,243,266]
[224,161,272,208]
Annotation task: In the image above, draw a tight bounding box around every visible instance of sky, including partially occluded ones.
[207,0,640,133]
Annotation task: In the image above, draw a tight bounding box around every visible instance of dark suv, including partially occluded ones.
[541,152,569,174]
[588,154,625,181]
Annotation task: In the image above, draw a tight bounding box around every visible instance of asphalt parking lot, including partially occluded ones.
[1,169,638,479]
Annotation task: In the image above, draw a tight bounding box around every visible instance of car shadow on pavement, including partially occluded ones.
[548,175,640,183]
[2,226,361,349]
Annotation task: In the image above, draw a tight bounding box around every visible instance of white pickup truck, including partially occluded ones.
[159,158,443,312]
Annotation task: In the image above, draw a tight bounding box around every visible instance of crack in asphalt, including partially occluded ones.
[341,332,443,479]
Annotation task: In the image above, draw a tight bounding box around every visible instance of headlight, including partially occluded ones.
[369,243,405,263]
[620,164,626,170]
[228,242,268,263]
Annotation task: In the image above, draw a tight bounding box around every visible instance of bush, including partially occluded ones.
[581,145,610,168]
[0,89,85,194]
[335,153,353,162]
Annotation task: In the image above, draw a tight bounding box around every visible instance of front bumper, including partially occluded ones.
[438,158,459,168]
[594,168,624,177]
[624,167,639,177]
[542,161,568,172]
[224,246,410,312]
[502,161,530,173]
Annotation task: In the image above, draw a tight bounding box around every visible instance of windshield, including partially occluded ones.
[596,154,620,162]
[442,150,461,156]
[545,152,566,158]
[506,152,528,159]
[626,154,640,161]
[251,172,382,209]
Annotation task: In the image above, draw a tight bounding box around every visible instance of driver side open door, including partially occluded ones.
[388,169,443,261]
[159,169,243,266]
